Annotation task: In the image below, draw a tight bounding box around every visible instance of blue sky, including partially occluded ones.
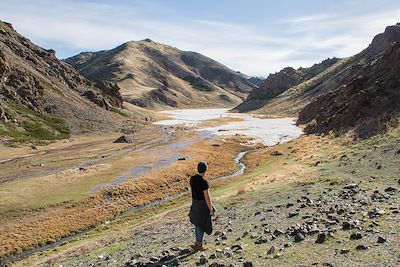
[1,0,399,76]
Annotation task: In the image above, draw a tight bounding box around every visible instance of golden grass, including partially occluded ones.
[18,134,333,266]
[0,140,245,259]
[16,128,400,266]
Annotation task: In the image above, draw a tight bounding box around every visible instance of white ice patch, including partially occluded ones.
[154,108,302,146]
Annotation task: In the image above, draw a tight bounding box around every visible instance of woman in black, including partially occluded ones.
[189,162,215,251]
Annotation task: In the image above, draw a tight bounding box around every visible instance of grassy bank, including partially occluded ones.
[17,128,400,266]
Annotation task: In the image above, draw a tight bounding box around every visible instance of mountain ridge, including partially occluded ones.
[66,39,257,109]
[0,21,148,145]
[236,23,400,138]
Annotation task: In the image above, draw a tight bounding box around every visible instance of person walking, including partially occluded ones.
[189,162,215,251]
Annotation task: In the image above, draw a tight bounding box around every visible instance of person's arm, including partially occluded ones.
[203,189,214,216]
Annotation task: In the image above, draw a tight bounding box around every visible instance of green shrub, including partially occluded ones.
[0,101,71,145]
[110,107,129,117]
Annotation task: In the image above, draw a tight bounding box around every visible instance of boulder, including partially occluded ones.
[114,135,134,143]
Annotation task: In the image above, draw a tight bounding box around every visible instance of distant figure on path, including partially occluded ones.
[189,162,215,251]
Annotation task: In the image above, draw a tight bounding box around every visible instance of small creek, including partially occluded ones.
[0,149,250,266]
[1,109,302,265]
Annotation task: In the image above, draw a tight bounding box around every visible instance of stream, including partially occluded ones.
[0,149,250,266]
[1,109,302,265]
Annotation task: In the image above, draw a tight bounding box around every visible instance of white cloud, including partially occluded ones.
[0,0,399,76]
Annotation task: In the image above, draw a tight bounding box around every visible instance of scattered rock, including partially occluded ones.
[209,253,217,259]
[342,220,360,230]
[273,229,285,236]
[356,245,369,251]
[288,212,299,218]
[254,236,268,244]
[284,243,293,248]
[343,183,358,190]
[368,208,385,218]
[267,245,276,255]
[270,151,282,156]
[294,233,305,242]
[377,236,387,243]
[315,233,327,244]
[149,256,159,262]
[350,232,363,240]
[113,135,134,143]
[384,187,397,192]
[342,222,352,230]
[340,249,350,254]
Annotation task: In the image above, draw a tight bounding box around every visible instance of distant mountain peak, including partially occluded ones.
[66,40,257,109]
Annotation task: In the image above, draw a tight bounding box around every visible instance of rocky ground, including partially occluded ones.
[17,126,400,267]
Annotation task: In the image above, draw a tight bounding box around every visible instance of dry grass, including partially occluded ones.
[18,134,333,266]
[0,140,245,259]
[0,126,176,219]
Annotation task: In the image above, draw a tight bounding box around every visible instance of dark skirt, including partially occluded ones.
[188,198,213,235]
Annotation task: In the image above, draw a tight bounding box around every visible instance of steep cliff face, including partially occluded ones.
[0,21,136,144]
[66,40,257,109]
[298,25,400,138]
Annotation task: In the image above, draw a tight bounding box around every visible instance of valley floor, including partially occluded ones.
[12,127,400,266]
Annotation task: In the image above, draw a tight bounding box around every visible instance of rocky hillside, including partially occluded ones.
[235,24,400,138]
[236,58,340,112]
[247,76,264,87]
[298,24,400,137]
[66,39,257,109]
[0,21,146,145]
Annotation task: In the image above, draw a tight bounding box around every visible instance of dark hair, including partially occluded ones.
[197,162,208,173]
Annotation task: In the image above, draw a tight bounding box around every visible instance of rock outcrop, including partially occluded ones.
[94,80,123,108]
[298,41,400,137]
[0,20,132,142]
[364,23,400,58]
